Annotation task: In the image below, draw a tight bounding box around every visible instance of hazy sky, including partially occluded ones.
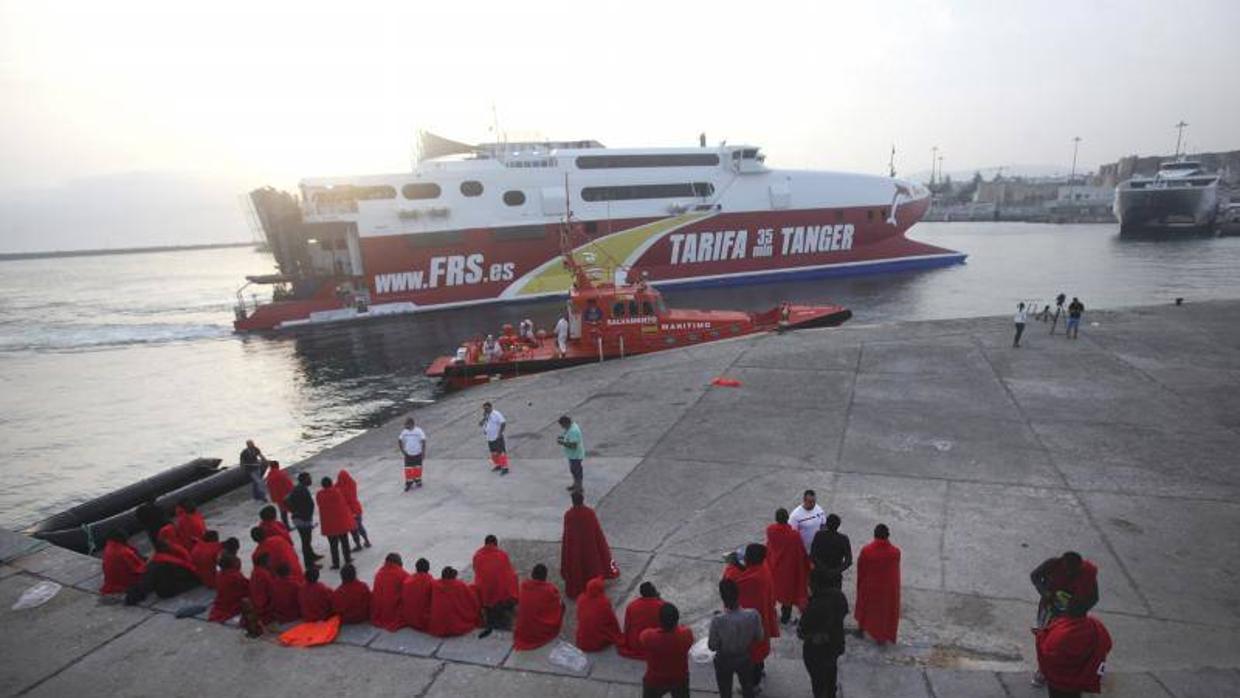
[1,0,1238,250]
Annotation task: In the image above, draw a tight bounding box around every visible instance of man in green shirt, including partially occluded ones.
[557,415,585,492]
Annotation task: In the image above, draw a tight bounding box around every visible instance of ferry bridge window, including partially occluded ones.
[402,183,442,200]
[742,149,758,159]
[460,180,484,197]
[628,299,639,316]
[503,190,526,206]
[642,301,654,316]
[612,302,625,317]
[581,182,715,202]
[576,153,721,169]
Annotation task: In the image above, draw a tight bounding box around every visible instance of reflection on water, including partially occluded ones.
[4,223,1240,527]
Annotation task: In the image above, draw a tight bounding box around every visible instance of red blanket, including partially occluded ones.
[513,579,563,650]
[1036,615,1113,693]
[618,596,663,659]
[472,544,518,607]
[174,508,206,549]
[401,572,434,631]
[100,540,146,594]
[332,580,372,624]
[371,561,409,631]
[724,561,779,662]
[336,469,364,516]
[209,568,250,622]
[561,504,617,599]
[189,540,222,588]
[266,463,295,512]
[249,566,277,623]
[575,577,622,652]
[299,581,335,622]
[316,487,354,537]
[271,575,303,623]
[766,522,809,609]
[427,578,480,637]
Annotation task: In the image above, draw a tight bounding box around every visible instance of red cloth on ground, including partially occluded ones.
[316,486,354,537]
[249,565,277,623]
[189,540,222,588]
[279,615,340,648]
[400,572,434,631]
[371,561,409,631]
[174,508,207,549]
[766,522,810,609]
[100,539,146,594]
[266,463,295,513]
[427,578,481,637]
[259,519,294,545]
[336,469,363,517]
[855,538,902,643]
[638,626,694,687]
[618,596,664,659]
[1036,615,1113,693]
[332,579,372,624]
[575,577,623,652]
[513,578,564,651]
[561,504,618,599]
[209,568,250,622]
[299,581,336,622]
[271,575,303,623]
[252,535,304,583]
[471,544,518,608]
[725,561,780,663]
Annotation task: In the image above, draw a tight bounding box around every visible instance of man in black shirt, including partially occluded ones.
[240,440,269,502]
[798,568,848,698]
[285,472,322,568]
[810,514,852,575]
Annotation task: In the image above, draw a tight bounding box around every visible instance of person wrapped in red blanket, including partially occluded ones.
[427,566,480,637]
[513,563,563,651]
[100,531,146,595]
[561,491,619,599]
[1035,609,1112,696]
[209,555,249,622]
[618,582,664,659]
[401,558,434,631]
[855,524,901,645]
[299,567,335,622]
[472,535,518,634]
[766,507,809,624]
[371,553,408,631]
[332,563,371,624]
[576,577,623,652]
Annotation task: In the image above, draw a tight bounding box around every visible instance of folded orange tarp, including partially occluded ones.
[278,615,342,648]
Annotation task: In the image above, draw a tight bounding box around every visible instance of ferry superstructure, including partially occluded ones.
[237,135,963,331]
[1114,160,1221,236]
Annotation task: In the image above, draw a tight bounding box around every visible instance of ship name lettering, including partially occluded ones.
[668,229,749,265]
[779,224,854,256]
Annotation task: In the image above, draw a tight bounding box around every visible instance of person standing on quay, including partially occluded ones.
[1050,292,1067,334]
[240,439,269,502]
[1014,302,1028,347]
[790,490,827,554]
[766,508,809,624]
[1035,607,1112,698]
[398,417,427,491]
[639,603,694,698]
[561,490,619,598]
[810,514,852,576]
[286,472,323,570]
[708,578,764,698]
[554,314,570,358]
[1066,297,1085,340]
[479,402,509,475]
[315,476,354,570]
[855,524,901,645]
[558,415,585,492]
[798,568,849,698]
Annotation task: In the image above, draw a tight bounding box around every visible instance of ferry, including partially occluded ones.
[235,133,963,331]
[1114,160,1221,237]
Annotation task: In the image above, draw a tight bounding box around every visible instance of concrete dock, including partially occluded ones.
[3,300,1240,697]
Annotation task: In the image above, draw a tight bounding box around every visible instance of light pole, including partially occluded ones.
[937,155,945,189]
[930,146,939,186]
[1173,121,1188,159]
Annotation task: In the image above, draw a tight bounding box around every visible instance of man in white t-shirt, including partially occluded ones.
[398,417,428,491]
[789,489,826,554]
[479,401,508,475]
[554,315,569,357]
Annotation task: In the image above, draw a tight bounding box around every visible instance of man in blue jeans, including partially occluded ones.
[240,439,268,502]
[557,415,585,492]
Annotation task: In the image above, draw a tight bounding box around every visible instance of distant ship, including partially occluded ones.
[235,133,964,331]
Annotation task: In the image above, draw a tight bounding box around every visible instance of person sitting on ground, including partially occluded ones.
[371,553,408,631]
[766,507,809,625]
[401,558,434,632]
[639,603,694,698]
[173,500,206,549]
[472,535,519,634]
[299,567,335,622]
[135,538,200,603]
[209,555,249,622]
[619,582,664,659]
[220,536,241,559]
[427,566,481,637]
[265,461,295,528]
[249,552,278,624]
[576,577,624,652]
[135,499,169,549]
[100,530,146,595]
[332,563,372,624]
[271,563,303,624]
[251,525,304,582]
[513,563,564,651]
[258,505,293,545]
[190,530,223,589]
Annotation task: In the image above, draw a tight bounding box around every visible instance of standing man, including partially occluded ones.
[286,471,323,570]
[557,415,585,492]
[639,603,694,698]
[315,476,354,570]
[709,578,764,698]
[560,490,619,598]
[766,508,809,624]
[1066,297,1085,340]
[479,402,509,475]
[810,514,852,576]
[798,568,849,698]
[790,490,827,555]
[1029,551,1099,688]
[398,417,427,491]
[1050,292,1067,334]
[855,524,901,645]
[1014,302,1028,348]
[1035,608,1112,698]
[554,313,570,358]
[240,439,269,502]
